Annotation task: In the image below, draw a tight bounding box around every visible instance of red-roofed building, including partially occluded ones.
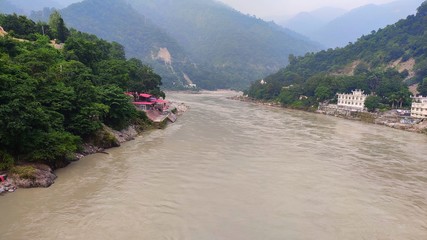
[133,101,155,111]
[155,99,169,111]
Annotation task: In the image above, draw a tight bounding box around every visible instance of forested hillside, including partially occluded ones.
[28,0,320,90]
[58,0,196,89]
[126,0,320,89]
[247,1,427,111]
[0,13,163,170]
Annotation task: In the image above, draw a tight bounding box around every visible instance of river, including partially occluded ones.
[1,91,427,240]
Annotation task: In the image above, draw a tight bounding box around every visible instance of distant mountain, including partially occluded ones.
[125,0,320,89]
[59,0,83,5]
[27,0,320,89]
[0,0,63,14]
[283,0,424,49]
[0,0,24,14]
[281,7,347,37]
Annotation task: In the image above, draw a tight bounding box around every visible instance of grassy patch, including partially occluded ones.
[10,166,37,180]
[355,112,376,123]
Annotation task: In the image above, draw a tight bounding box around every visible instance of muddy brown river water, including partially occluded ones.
[1,91,426,240]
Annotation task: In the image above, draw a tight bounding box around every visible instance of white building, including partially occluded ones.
[411,96,427,118]
[337,89,368,111]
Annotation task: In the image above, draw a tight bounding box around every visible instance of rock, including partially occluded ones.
[9,164,57,188]
[175,103,189,115]
[109,125,138,143]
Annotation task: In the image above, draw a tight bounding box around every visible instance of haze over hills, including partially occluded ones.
[59,0,193,89]
[283,0,424,48]
[28,0,320,90]
[0,0,63,14]
[0,0,24,14]
[280,7,347,38]
[126,0,317,64]
[124,0,321,89]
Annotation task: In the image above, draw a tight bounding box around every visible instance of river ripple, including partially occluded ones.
[1,91,426,240]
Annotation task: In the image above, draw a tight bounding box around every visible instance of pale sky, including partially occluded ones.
[218,0,396,20]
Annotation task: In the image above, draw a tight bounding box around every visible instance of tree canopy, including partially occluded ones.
[0,13,164,170]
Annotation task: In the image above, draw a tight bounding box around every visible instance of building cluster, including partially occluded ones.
[125,92,169,112]
[336,89,367,111]
[411,96,427,119]
[334,89,427,120]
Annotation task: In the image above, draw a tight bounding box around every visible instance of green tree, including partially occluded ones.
[95,59,130,89]
[0,13,38,39]
[417,77,427,96]
[128,58,164,97]
[48,11,69,43]
[278,86,301,105]
[98,85,137,130]
[315,85,332,102]
[364,95,381,112]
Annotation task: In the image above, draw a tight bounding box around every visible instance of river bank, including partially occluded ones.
[231,95,427,135]
[0,102,189,195]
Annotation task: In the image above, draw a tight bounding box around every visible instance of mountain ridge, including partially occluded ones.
[283,0,424,48]
[55,0,320,90]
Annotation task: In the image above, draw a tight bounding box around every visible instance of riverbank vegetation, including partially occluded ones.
[246,2,427,110]
[0,12,164,171]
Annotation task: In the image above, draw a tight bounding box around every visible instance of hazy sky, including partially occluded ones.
[219,0,396,20]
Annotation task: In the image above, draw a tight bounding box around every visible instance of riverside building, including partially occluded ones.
[411,96,427,119]
[337,89,368,111]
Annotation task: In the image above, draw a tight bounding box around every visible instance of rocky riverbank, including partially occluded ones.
[1,102,189,195]
[231,95,427,135]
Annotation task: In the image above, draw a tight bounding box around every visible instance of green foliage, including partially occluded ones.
[0,13,162,167]
[48,11,70,43]
[0,150,14,171]
[10,165,37,180]
[30,131,80,163]
[364,96,381,112]
[278,87,301,105]
[417,77,427,96]
[315,86,333,101]
[248,1,427,107]
[127,58,165,97]
[64,31,111,68]
[95,59,130,88]
[98,85,137,130]
[0,14,39,40]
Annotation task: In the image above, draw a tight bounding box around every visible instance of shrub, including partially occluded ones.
[0,151,14,171]
[10,165,37,180]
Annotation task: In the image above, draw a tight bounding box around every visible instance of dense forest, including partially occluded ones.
[0,13,163,170]
[247,1,427,111]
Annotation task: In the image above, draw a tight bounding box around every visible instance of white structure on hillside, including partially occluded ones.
[411,96,427,118]
[337,89,368,111]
